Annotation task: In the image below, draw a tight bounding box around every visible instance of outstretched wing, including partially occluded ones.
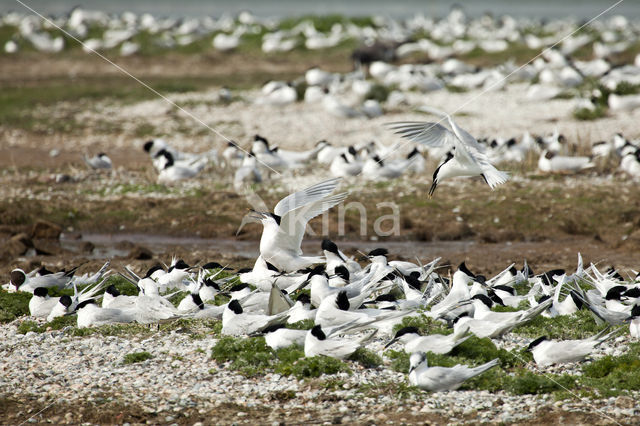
[276,192,348,254]
[274,178,342,217]
[385,121,455,148]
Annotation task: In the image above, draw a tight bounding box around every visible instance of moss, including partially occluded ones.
[392,314,450,336]
[211,336,351,379]
[573,106,607,121]
[513,309,606,340]
[122,351,154,364]
[278,355,351,379]
[211,336,275,376]
[365,84,391,103]
[0,290,31,323]
[505,370,576,395]
[287,319,315,330]
[349,348,382,368]
[17,315,76,334]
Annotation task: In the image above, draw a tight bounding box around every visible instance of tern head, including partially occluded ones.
[145,264,165,278]
[310,325,326,341]
[143,140,154,153]
[33,287,49,298]
[228,299,243,315]
[402,273,420,289]
[368,248,388,259]
[10,269,26,290]
[385,326,420,349]
[471,294,493,309]
[296,293,311,306]
[75,299,97,311]
[526,336,548,352]
[458,262,475,278]
[106,285,121,297]
[168,259,189,272]
[429,152,453,198]
[190,293,205,310]
[236,210,281,235]
[334,265,350,282]
[631,304,640,318]
[58,295,72,309]
[203,278,221,291]
[37,266,54,276]
[605,286,627,301]
[308,264,327,279]
[321,238,345,260]
[202,262,227,270]
[336,291,350,311]
[409,352,427,373]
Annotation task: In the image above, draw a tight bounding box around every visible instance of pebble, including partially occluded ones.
[1,320,639,424]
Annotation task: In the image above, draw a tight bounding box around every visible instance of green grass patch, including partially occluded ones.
[0,290,31,323]
[123,351,154,364]
[573,105,607,121]
[349,347,382,368]
[392,314,451,336]
[512,309,606,340]
[211,336,351,379]
[17,315,76,334]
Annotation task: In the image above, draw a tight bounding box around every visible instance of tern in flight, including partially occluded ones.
[237,178,348,272]
[387,106,509,197]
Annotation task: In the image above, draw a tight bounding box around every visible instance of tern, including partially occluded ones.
[222,299,290,336]
[526,327,621,366]
[29,287,60,318]
[384,324,471,354]
[408,352,499,392]
[237,178,348,272]
[304,324,376,359]
[84,153,112,170]
[75,299,136,328]
[387,106,509,197]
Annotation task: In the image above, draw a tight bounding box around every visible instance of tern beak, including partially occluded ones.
[236,209,264,236]
[383,337,399,350]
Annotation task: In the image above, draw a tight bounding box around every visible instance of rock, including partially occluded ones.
[128,245,153,260]
[33,239,63,256]
[31,220,62,239]
[1,233,33,258]
[81,241,95,253]
[615,396,634,409]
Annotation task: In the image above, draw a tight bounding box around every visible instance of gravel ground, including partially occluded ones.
[1,318,638,425]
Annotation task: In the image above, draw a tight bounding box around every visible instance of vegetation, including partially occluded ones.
[211,336,351,379]
[122,351,154,364]
[0,290,31,323]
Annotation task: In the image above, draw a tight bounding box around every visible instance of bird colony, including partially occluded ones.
[3,6,640,424]
[3,175,640,411]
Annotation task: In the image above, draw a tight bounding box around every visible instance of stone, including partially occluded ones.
[31,220,62,239]
[1,233,33,258]
[128,245,153,260]
[615,396,634,409]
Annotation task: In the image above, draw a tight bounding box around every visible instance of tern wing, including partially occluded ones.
[276,192,348,254]
[273,178,342,217]
[386,121,456,148]
[418,105,486,153]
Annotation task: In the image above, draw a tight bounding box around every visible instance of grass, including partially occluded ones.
[122,351,154,364]
[512,309,607,340]
[211,336,352,379]
[0,290,31,323]
[17,315,76,334]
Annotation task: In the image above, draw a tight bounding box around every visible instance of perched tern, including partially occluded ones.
[408,352,499,392]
